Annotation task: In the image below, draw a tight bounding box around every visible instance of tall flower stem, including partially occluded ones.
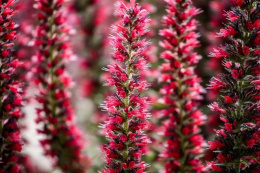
[101,0,151,172]
[159,0,207,172]
[0,0,23,172]
[32,0,89,172]
[207,0,260,172]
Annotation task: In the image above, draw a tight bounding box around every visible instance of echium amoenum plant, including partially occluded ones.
[207,0,260,172]
[101,0,151,172]
[159,0,207,172]
[32,0,89,172]
[0,0,23,172]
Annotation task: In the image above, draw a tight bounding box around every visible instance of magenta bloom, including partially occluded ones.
[0,0,23,172]
[32,0,89,172]
[101,0,150,172]
[207,0,260,172]
[159,0,207,172]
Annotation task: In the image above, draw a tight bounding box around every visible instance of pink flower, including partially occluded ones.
[224,96,233,103]
[207,161,222,171]
[217,153,227,163]
[208,140,224,150]
[208,102,226,113]
[231,0,245,6]
[209,47,230,58]
[231,68,244,79]
[242,46,250,55]
[224,123,233,132]
[253,79,260,90]
[225,11,239,22]
[246,139,256,148]
[208,76,226,89]
[217,25,237,37]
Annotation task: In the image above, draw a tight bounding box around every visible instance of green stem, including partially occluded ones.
[235,160,241,173]
[0,105,2,157]
[178,87,187,173]
[122,24,133,166]
[48,12,57,120]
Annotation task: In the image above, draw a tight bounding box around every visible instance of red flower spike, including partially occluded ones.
[158,0,207,172]
[0,0,23,172]
[207,0,260,172]
[101,1,150,172]
[32,0,89,172]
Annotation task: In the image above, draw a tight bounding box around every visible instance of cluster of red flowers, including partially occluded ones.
[207,0,260,172]
[0,0,23,172]
[31,0,89,172]
[101,0,151,172]
[1,0,260,172]
[158,0,206,172]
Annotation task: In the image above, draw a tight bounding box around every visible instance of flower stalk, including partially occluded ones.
[159,0,207,172]
[207,0,260,172]
[0,0,23,172]
[32,0,89,172]
[101,0,151,172]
